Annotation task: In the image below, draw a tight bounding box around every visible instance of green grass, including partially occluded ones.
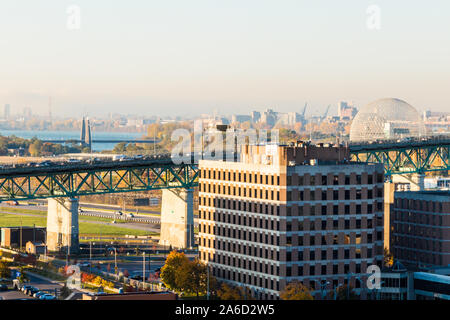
[0,212,46,227]
[0,212,155,237]
[0,206,126,223]
[0,207,47,215]
[79,223,152,237]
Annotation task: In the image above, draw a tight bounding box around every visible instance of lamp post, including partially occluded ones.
[89,241,93,273]
[142,252,146,288]
[113,247,118,275]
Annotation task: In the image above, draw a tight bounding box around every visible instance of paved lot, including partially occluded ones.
[0,274,62,300]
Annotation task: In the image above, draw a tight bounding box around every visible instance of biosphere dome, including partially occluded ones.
[349,98,425,142]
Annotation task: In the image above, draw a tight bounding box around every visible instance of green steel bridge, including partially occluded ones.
[0,158,198,202]
[349,136,450,177]
[0,136,448,201]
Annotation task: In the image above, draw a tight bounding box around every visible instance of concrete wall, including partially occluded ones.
[159,189,194,249]
[46,198,79,253]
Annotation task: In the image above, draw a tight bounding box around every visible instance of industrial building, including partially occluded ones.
[0,226,46,249]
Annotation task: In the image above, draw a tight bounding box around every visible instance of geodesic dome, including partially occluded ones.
[349,98,425,142]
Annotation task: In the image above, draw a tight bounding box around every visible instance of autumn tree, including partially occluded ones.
[217,283,254,300]
[280,281,314,300]
[176,258,216,298]
[383,247,394,267]
[160,250,191,292]
[0,261,11,278]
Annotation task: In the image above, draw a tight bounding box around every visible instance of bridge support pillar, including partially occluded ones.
[392,174,425,191]
[46,198,79,254]
[159,189,194,249]
[410,174,425,191]
[384,182,396,252]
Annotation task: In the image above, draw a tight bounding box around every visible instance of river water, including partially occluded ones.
[0,129,144,152]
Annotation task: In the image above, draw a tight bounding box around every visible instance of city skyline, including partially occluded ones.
[0,1,449,117]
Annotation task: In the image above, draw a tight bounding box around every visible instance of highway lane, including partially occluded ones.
[25,199,161,215]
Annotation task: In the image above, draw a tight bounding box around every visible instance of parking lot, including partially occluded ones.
[0,273,61,300]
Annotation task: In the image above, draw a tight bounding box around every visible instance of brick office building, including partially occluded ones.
[391,191,450,268]
[198,142,385,299]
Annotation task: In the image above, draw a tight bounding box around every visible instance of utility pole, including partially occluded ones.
[114,247,117,275]
[89,241,92,274]
[207,264,210,300]
[142,252,146,289]
[20,218,23,252]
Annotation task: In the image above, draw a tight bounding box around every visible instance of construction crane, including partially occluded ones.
[322,105,331,120]
[301,102,308,117]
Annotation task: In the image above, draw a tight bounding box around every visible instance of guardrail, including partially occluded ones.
[78,211,161,224]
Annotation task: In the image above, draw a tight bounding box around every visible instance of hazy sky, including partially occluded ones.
[0,1,449,118]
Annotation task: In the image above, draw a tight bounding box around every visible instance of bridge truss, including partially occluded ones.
[350,138,450,177]
[0,162,198,201]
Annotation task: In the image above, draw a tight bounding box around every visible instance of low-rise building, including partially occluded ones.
[391,191,450,268]
[0,226,46,249]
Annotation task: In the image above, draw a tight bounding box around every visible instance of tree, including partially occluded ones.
[217,283,254,300]
[176,259,216,298]
[280,281,314,300]
[28,140,43,157]
[160,250,190,292]
[18,267,28,283]
[0,261,11,278]
[336,284,359,300]
[384,247,394,267]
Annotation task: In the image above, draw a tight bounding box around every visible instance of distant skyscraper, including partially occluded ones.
[4,104,10,120]
[80,116,92,150]
[338,101,358,120]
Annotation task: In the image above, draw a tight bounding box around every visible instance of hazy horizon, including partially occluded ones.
[1,1,449,117]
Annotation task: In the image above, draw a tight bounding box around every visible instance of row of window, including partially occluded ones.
[395,198,447,213]
[394,248,445,266]
[393,223,445,239]
[287,173,384,186]
[212,265,280,291]
[199,197,382,216]
[392,235,445,251]
[286,188,383,201]
[393,210,446,226]
[200,169,280,185]
[200,168,383,186]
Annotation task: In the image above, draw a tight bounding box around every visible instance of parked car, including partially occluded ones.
[21,285,33,292]
[27,287,39,296]
[0,284,8,291]
[34,291,46,299]
[39,293,56,300]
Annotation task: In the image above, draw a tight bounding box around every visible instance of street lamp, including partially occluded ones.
[113,247,118,275]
